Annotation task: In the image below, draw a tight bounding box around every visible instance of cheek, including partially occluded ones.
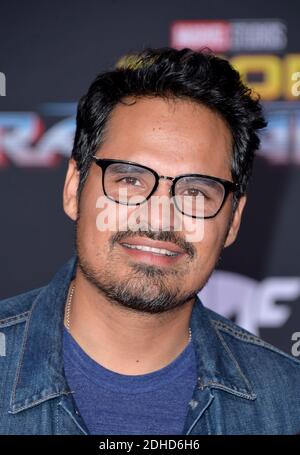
[77,187,111,258]
[82,195,138,258]
[79,170,141,247]
[95,198,138,235]
[183,221,226,289]
[193,218,228,266]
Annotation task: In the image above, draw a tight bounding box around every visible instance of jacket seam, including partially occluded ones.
[0,311,30,327]
[212,319,300,364]
[206,381,256,400]
[9,391,72,414]
[186,391,214,435]
[211,321,255,397]
[58,400,88,435]
[10,304,35,409]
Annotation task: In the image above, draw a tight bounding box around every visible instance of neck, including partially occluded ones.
[64,268,195,375]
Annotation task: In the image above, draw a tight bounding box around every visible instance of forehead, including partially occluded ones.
[98,97,233,178]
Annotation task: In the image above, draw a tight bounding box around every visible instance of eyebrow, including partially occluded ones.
[109,163,150,174]
[178,175,224,186]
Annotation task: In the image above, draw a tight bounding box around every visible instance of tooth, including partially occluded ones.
[122,243,178,256]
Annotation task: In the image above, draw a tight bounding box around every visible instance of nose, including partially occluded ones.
[137,177,180,232]
[153,176,174,198]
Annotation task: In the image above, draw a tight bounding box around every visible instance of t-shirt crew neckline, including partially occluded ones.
[63,327,195,394]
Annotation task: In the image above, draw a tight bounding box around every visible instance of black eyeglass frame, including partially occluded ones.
[92,156,239,219]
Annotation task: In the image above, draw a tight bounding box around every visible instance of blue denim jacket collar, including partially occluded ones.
[10,256,256,415]
[190,299,256,401]
[10,260,72,414]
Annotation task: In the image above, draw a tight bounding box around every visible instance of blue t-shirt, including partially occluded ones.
[63,328,197,435]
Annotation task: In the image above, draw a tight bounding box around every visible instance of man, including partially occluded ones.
[0,47,299,435]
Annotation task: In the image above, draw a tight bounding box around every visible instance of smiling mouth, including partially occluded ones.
[121,243,180,257]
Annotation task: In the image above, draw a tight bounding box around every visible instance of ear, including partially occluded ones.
[63,159,80,221]
[224,195,247,248]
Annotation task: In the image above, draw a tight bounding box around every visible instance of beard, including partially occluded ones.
[75,210,230,315]
[77,254,198,315]
[75,216,204,314]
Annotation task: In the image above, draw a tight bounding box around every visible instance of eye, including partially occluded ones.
[183,188,210,198]
[117,176,142,186]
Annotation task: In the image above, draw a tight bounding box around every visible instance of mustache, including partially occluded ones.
[111,229,196,259]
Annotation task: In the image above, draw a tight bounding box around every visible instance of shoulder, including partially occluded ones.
[205,304,300,374]
[198,304,300,433]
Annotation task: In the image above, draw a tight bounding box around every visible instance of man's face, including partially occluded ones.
[64,97,246,314]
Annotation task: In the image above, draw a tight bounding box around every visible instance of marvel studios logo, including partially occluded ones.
[170,19,287,53]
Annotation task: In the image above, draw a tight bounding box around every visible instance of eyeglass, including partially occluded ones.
[92,156,239,219]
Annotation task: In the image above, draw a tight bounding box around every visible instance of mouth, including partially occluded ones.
[118,237,186,266]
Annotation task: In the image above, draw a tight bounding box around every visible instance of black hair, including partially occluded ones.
[71,47,267,207]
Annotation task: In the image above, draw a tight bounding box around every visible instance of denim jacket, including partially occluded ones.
[0,256,300,435]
